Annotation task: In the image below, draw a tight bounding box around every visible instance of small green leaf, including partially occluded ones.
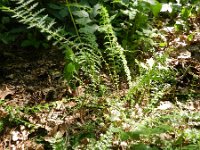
[73,10,89,17]
[150,1,162,17]
[79,24,99,34]
[187,34,194,41]
[159,42,167,47]
[174,23,183,32]
[75,17,92,25]
[64,62,76,81]
[120,131,130,141]
[181,7,193,20]
[65,48,75,61]
[120,131,140,141]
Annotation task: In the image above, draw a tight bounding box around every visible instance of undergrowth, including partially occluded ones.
[0,0,200,149]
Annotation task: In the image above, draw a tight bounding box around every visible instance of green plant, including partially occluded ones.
[21,32,49,48]
[0,120,4,133]
[48,136,68,150]
[4,0,102,87]
[99,4,132,88]
[87,126,114,150]
[127,53,175,106]
[0,4,49,47]
[0,0,165,91]
[103,0,161,54]
[160,0,200,32]
[0,14,25,44]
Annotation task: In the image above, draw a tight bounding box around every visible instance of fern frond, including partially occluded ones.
[12,0,70,47]
[99,5,132,87]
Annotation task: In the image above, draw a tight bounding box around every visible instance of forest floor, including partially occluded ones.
[0,29,200,149]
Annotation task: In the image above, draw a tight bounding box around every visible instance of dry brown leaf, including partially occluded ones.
[160,133,172,140]
[65,101,77,108]
[0,86,15,100]
[24,140,44,150]
[0,108,8,118]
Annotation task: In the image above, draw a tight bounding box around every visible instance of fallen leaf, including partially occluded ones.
[0,86,15,100]
[0,108,8,118]
[65,101,77,108]
[157,101,174,110]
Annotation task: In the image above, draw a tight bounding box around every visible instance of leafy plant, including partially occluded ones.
[99,4,132,88]
[21,32,49,48]
[4,0,102,87]
[127,53,175,106]
[0,14,25,44]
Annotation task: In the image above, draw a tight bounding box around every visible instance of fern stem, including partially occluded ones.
[66,0,81,43]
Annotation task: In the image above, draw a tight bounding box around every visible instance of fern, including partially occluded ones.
[12,0,69,46]
[10,0,102,86]
[7,0,132,89]
[99,5,132,88]
[69,3,102,85]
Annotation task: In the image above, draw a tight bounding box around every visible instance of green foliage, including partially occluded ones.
[0,4,49,47]
[105,0,161,53]
[1,0,199,149]
[127,53,175,106]
[0,14,25,44]
[85,95,200,149]
[160,0,200,32]
[87,127,113,149]
[21,32,49,48]
[99,4,132,87]
[0,120,4,133]
[0,0,9,6]
[0,0,166,89]
[49,136,68,150]
[7,0,102,87]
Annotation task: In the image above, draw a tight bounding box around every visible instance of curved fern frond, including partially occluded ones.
[12,0,72,47]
